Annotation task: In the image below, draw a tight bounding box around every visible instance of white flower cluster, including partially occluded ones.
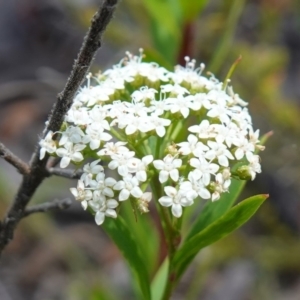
[39,50,264,224]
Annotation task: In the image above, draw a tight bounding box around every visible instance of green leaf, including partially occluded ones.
[121,201,159,277]
[174,194,268,279]
[186,178,246,240]
[179,0,209,22]
[142,0,181,39]
[141,0,182,64]
[102,217,151,300]
[150,258,169,300]
[186,130,271,241]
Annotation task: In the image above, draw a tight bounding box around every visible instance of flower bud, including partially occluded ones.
[236,165,253,181]
[137,192,152,214]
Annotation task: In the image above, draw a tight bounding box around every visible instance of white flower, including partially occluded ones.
[188,93,211,111]
[165,94,192,118]
[213,123,240,147]
[180,172,211,200]
[85,124,112,150]
[249,129,264,151]
[153,155,182,183]
[128,155,153,182]
[88,105,110,130]
[83,159,104,174]
[246,153,261,180]
[160,84,188,95]
[81,159,104,185]
[120,115,151,135]
[104,64,134,83]
[148,115,171,137]
[89,172,117,198]
[232,137,254,160]
[158,186,193,218]
[177,134,208,156]
[39,131,56,159]
[66,105,90,125]
[74,86,93,104]
[211,169,232,201]
[113,175,143,201]
[56,142,86,168]
[205,140,234,167]
[106,101,127,119]
[86,85,112,106]
[171,58,215,91]
[70,180,92,210]
[190,157,219,186]
[132,86,157,102]
[59,126,85,146]
[97,141,129,156]
[125,101,149,117]
[188,120,217,139]
[149,99,169,116]
[108,151,136,176]
[231,107,252,129]
[90,198,119,225]
[138,62,169,82]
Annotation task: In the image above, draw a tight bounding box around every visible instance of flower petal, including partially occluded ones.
[170,169,179,182]
[159,170,169,183]
[153,160,164,170]
[105,209,117,218]
[95,211,105,225]
[172,204,182,218]
[158,196,173,207]
[119,189,130,201]
[131,187,143,198]
[60,157,71,168]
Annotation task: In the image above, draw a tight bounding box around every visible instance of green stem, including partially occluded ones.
[161,235,179,300]
[170,120,184,141]
[142,139,153,156]
[135,133,151,148]
[150,175,181,300]
[160,213,183,300]
[150,178,173,246]
[155,137,162,159]
[109,127,125,142]
[222,55,242,90]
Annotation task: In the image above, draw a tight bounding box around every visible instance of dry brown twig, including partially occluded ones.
[0,0,119,255]
[0,143,30,175]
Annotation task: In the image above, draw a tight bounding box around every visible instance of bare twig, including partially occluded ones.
[48,167,83,179]
[23,198,73,217]
[0,143,30,175]
[45,0,118,135]
[0,0,118,255]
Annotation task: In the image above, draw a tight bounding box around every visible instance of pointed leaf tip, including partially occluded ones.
[174,194,267,279]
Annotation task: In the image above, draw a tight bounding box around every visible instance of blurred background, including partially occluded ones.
[0,0,300,299]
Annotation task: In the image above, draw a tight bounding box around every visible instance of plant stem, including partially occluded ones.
[161,228,180,300]
[155,137,162,159]
[150,174,182,300]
